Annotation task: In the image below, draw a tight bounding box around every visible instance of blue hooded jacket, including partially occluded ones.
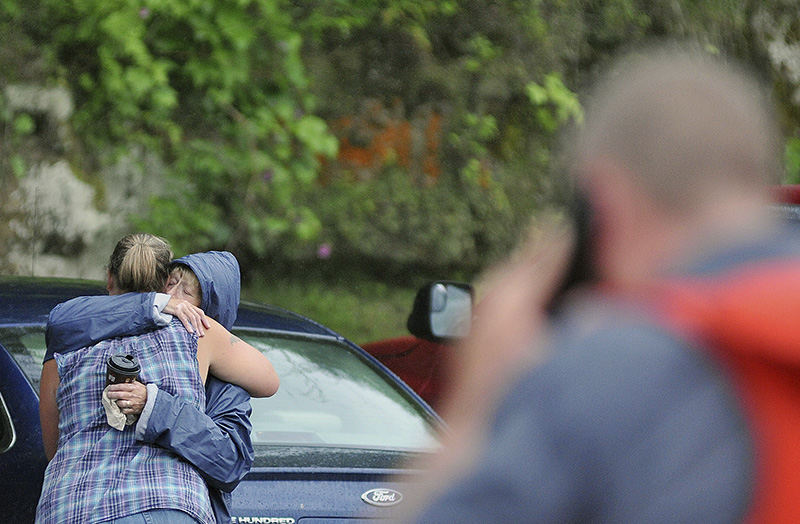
[171,251,241,330]
[45,251,254,523]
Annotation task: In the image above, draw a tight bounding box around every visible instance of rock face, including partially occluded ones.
[9,160,109,278]
[2,84,162,279]
[753,6,800,110]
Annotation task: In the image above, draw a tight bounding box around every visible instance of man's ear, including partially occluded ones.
[106,271,115,294]
[581,157,635,221]
[579,158,643,282]
[582,157,673,286]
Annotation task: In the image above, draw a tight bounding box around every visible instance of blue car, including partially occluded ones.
[0,276,442,522]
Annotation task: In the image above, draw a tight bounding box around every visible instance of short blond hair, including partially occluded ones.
[169,264,202,301]
[575,44,781,211]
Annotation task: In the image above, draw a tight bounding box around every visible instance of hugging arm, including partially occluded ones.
[201,322,280,398]
[135,376,254,491]
[39,360,60,461]
[46,293,208,356]
[46,294,166,356]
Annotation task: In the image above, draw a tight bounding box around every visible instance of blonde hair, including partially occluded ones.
[108,233,173,293]
[169,264,202,302]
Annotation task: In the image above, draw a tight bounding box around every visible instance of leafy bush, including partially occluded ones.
[3,0,338,263]
[5,0,800,282]
[786,137,800,184]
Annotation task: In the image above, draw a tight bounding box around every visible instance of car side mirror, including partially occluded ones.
[407,281,473,343]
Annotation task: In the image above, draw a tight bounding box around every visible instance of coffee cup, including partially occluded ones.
[106,354,140,387]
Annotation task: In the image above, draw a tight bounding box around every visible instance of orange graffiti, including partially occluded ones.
[326,99,443,181]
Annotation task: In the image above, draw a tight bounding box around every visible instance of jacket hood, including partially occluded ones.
[172,251,240,330]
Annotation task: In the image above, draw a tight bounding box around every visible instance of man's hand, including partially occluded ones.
[106,381,148,415]
[164,297,210,336]
[396,221,574,521]
[440,219,573,429]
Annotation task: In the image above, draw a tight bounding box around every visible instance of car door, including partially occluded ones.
[0,338,48,522]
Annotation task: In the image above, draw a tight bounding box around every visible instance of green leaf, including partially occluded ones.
[216,7,255,51]
[785,137,800,184]
[293,115,336,157]
[13,113,35,135]
[264,216,290,235]
[294,207,322,241]
[11,154,26,178]
[525,82,548,105]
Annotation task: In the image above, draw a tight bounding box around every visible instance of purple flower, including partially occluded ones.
[139,8,150,19]
[262,169,274,182]
[316,243,332,259]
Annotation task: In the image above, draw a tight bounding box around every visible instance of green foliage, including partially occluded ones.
[246,272,418,344]
[10,155,26,179]
[785,137,800,184]
[309,163,521,274]
[6,0,800,286]
[315,168,478,268]
[299,0,594,273]
[6,0,337,266]
[12,113,35,136]
[525,73,584,133]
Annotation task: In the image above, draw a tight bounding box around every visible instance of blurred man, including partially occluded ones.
[404,44,800,522]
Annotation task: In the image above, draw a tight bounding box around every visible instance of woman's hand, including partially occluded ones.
[105,381,148,415]
[164,297,210,336]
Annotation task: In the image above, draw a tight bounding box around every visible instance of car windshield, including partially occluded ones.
[0,326,47,394]
[238,329,440,452]
[0,326,440,453]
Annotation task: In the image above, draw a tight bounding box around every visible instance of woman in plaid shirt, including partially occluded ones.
[37,234,278,523]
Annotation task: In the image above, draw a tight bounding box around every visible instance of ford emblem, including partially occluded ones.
[361,488,404,507]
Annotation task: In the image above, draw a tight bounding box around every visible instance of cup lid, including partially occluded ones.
[108,354,140,373]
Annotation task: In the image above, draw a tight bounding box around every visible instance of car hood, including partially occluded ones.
[232,446,430,522]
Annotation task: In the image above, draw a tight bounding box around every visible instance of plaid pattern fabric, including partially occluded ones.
[36,320,213,524]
